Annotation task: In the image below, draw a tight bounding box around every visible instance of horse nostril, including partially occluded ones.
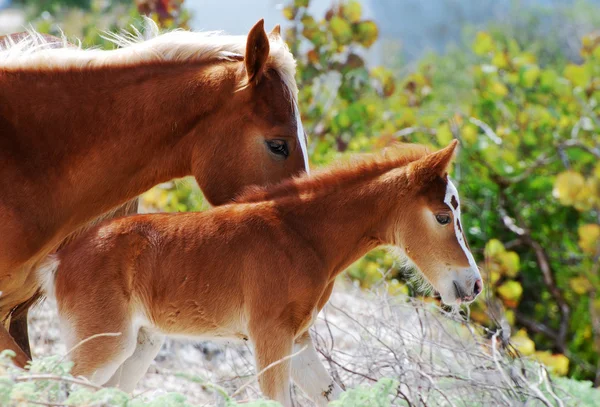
[473,279,483,296]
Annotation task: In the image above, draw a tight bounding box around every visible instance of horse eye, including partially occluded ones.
[266,139,289,158]
[436,214,451,225]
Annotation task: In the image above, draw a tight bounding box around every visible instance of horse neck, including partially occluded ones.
[2,61,235,245]
[282,170,405,279]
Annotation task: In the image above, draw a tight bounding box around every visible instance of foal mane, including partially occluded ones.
[236,143,432,204]
[0,18,297,97]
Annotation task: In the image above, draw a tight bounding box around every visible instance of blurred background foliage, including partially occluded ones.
[3,0,600,386]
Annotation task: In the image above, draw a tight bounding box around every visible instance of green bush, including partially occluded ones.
[2,350,598,406]
[276,0,600,382]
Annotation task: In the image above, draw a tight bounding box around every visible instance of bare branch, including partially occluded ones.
[469,117,502,145]
[496,192,570,349]
[558,139,600,158]
[394,127,437,139]
[15,374,102,390]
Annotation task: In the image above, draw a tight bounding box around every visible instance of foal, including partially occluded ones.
[37,140,482,406]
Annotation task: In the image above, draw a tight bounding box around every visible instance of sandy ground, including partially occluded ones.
[28,283,569,406]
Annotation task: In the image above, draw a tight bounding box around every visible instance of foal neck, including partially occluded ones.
[280,169,409,280]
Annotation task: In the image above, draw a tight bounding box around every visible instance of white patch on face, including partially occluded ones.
[293,101,310,174]
[444,180,478,270]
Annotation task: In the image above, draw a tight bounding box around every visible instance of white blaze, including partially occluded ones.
[444,180,478,270]
[294,101,310,174]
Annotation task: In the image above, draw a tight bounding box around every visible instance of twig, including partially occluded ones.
[394,127,437,138]
[15,374,102,390]
[558,139,600,158]
[315,347,378,383]
[514,311,559,343]
[469,117,502,145]
[490,331,519,405]
[22,400,73,407]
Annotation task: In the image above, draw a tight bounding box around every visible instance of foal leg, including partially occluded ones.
[104,327,165,393]
[291,332,343,406]
[250,327,294,407]
[63,308,138,387]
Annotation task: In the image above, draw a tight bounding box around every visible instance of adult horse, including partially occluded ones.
[0,19,308,366]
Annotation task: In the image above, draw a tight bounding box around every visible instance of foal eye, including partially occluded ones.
[266,139,289,158]
[436,214,451,225]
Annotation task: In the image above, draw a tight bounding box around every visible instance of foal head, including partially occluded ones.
[393,141,482,305]
[191,20,308,205]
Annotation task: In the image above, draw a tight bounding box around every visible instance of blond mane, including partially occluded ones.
[236,143,432,204]
[0,18,298,97]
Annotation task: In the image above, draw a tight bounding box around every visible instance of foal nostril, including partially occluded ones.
[473,279,483,296]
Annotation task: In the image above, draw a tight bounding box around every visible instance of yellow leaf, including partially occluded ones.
[388,279,409,296]
[492,52,508,68]
[500,251,520,277]
[354,20,379,48]
[578,224,600,255]
[342,0,362,23]
[401,109,416,127]
[574,180,597,212]
[558,116,571,129]
[534,351,570,376]
[337,111,351,129]
[569,276,592,295]
[512,329,536,356]
[522,65,540,87]
[436,123,453,145]
[470,310,489,325]
[282,6,295,20]
[485,239,506,257]
[497,281,523,305]
[505,309,515,326]
[594,162,600,180]
[488,269,501,285]
[462,124,478,144]
[329,16,353,45]
[473,32,494,55]
[564,64,590,87]
[491,81,508,97]
[552,171,585,206]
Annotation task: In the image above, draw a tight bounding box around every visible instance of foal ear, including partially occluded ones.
[270,24,281,38]
[245,19,270,85]
[411,140,459,181]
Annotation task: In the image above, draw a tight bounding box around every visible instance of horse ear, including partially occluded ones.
[245,19,270,85]
[411,140,459,181]
[270,24,281,38]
